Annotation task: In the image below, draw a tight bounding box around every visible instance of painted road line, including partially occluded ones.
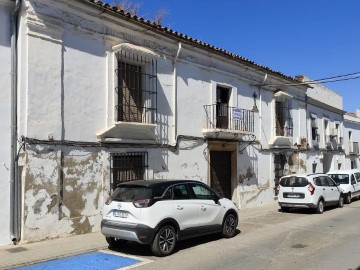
[99,250,153,270]
[13,251,144,270]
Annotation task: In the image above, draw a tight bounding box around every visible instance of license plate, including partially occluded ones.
[287,194,300,198]
[113,210,128,218]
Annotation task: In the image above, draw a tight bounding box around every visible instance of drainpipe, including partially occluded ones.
[172,42,182,146]
[10,0,21,244]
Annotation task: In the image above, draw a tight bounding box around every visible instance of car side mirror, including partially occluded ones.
[213,194,220,205]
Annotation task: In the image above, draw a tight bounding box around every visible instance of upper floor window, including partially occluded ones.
[310,115,319,142]
[275,100,293,137]
[115,50,158,124]
[216,86,230,129]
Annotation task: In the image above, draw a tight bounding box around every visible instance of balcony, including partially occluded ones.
[269,116,293,149]
[349,142,359,155]
[203,104,254,140]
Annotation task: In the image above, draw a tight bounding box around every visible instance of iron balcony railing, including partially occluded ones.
[204,104,254,133]
[349,142,359,155]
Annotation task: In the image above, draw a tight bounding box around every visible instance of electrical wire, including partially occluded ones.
[263,72,360,87]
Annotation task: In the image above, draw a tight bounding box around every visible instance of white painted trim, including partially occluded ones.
[112,42,159,58]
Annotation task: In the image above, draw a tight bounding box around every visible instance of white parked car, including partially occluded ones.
[278,173,344,214]
[327,169,360,204]
[101,179,238,256]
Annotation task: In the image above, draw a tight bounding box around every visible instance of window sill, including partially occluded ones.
[97,122,157,142]
[269,136,293,148]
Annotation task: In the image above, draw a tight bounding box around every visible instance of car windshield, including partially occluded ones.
[279,177,308,187]
[111,185,153,202]
[328,174,349,185]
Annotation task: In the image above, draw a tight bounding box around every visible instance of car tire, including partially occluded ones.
[151,225,176,257]
[222,213,238,238]
[315,199,324,214]
[105,237,125,248]
[281,206,289,212]
[345,193,352,204]
[338,195,344,208]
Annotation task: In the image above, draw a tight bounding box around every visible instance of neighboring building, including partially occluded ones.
[296,76,345,174]
[0,0,359,246]
[344,111,360,169]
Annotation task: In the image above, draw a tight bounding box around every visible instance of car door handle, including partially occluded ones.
[200,206,206,211]
[176,205,183,210]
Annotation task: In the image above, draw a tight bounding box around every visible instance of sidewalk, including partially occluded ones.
[0,203,279,270]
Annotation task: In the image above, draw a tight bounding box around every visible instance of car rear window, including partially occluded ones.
[279,177,308,187]
[328,174,349,185]
[111,185,153,202]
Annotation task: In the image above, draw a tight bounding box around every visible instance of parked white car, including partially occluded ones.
[327,169,360,204]
[278,173,344,214]
[101,179,238,256]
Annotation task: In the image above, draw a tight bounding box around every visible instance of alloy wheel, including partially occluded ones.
[159,227,175,253]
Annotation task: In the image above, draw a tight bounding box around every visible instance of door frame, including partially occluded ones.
[207,142,238,205]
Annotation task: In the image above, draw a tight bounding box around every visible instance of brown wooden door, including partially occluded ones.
[210,151,232,199]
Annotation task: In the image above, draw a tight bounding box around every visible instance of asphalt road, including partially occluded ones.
[110,199,360,270]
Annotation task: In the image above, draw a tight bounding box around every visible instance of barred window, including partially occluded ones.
[111,152,148,191]
[275,100,293,137]
[115,51,157,124]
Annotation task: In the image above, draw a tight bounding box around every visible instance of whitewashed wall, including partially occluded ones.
[13,0,359,244]
[305,82,345,173]
[0,0,14,246]
[344,113,360,169]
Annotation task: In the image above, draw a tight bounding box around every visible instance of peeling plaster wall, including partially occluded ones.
[238,148,274,208]
[0,0,14,246]
[22,145,104,242]
[14,0,359,245]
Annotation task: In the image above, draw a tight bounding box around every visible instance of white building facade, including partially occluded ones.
[0,0,15,246]
[0,0,359,246]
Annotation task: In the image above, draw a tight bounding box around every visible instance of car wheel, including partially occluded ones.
[316,199,324,214]
[345,193,352,204]
[338,195,344,208]
[222,213,237,238]
[281,206,289,212]
[105,237,125,248]
[151,225,176,257]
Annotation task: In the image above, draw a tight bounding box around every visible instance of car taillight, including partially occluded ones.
[308,182,315,195]
[133,199,154,208]
[105,197,113,205]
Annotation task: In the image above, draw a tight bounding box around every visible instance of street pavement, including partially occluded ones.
[0,203,278,269]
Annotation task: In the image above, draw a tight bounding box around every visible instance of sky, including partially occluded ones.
[106,0,360,112]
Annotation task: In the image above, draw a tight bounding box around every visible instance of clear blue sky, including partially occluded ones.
[106,0,360,112]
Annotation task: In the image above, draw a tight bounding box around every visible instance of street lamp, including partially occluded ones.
[252,92,259,112]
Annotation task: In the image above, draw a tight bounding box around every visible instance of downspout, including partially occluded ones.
[172,42,182,146]
[10,0,21,244]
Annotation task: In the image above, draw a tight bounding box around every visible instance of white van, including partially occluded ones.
[327,169,360,204]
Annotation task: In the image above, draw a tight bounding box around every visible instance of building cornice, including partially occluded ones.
[307,96,344,116]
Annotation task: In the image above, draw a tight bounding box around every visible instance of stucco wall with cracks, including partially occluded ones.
[237,147,274,208]
[22,145,105,242]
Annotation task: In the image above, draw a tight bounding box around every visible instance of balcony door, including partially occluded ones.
[216,87,230,129]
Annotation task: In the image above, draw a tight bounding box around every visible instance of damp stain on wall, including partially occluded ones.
[239,167,255,184]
